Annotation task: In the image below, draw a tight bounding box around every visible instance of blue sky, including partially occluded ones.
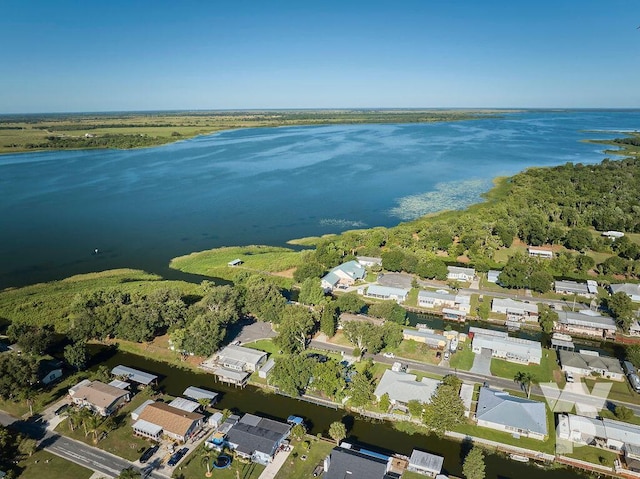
[1,0,639,112]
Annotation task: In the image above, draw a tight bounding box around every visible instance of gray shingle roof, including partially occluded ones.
[558,350,623,374]
[476,387,547,436]
[324,447,389,479]
[226,414,290,458]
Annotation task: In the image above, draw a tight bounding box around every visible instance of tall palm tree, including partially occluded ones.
[514,371,534,398]
[65,406,83,432]
[83,412,102,443]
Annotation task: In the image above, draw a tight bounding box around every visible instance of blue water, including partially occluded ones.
[1,110,639,288]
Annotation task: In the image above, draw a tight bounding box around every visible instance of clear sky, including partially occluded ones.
[1,0,639,113]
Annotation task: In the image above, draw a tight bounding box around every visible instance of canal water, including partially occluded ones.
[88,345,589,479]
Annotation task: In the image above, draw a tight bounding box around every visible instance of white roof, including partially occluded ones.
[472,330,542,362]
[111,365,158,385]
[217,345,267,366]
[183,386,219,402]
[447,266,475,275]
[469,327,508,338]
[132,419,163,436]
[418,290,456,302]
[214,368,250,381]
[260,357,276,373]
[169,397,201,412]
[557,311,617,331]
[108,379,130,390]
[374,370,441,405]
[409,449,444,473]
[131,399,154,419]
[555,280,590,295]
[366,284,410,297]
[492,297,538,314]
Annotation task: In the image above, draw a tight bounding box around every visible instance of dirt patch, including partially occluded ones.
[456,255,470,263]
[271,267,296,278]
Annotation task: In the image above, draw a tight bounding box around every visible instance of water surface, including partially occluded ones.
[2,110,639,288]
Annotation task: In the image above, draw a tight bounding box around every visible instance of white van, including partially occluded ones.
[565,371,574,383]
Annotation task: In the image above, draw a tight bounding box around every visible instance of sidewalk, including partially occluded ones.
[258,447,292,479]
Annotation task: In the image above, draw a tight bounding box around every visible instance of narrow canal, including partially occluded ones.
[88,345,590,479]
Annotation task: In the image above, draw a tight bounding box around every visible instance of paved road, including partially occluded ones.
[0,410,169,479]
[310,338,640,415]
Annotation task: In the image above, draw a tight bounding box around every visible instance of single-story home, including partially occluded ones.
[374,369,440,408]
[131,399,155,421]
[134,401,204,442]
[321,260,366,292]
[555,310,617,338]
[403,329,447,349]
[610,283,640,303]
[357,256,382,267]
[528,247,553,259]
[442,308,467,322]
[111,365,158,386]
[491,298,538,322]
[555,280,598,298]
[470,327,542,364]
[447,266,475,282]
[487,270,501,283]
[69,380,130,417]
[417,290,471,313]
[215,344,267,372]
[323,445,392,479]
[225,413,291,465]
[475,387,548,440]
[183,386,219,405]
[407,449,444,477]
[364,284,410,303]
[558,350,624,381]
[558,413,640,453]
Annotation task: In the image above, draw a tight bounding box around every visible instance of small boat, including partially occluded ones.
[509,453,530,463]
[287,415,304,426]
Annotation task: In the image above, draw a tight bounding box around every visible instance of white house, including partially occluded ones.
[364,284,410,303]
[610,283,640,303]
[407,449,444,477]
[555,310,617,338]
[470,327,542,364]
[215,345,267,372]
[418,290,471,313]
[321,260,366,292]
[555,280,598,298]
[487,270,501,283]
[558,414,640,453]
[528,247,553,259]
[357,256,382,267]
[475,387,547,440]
[69,380,130,417]
[491,298,538,322]
[374,370,441,408]
[446,266,475,282]
[403,329,448,349]
[558,350,624,381]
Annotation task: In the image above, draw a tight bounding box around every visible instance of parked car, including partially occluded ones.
[443,350,450,360]
[140,445,159,464]
[54,403,70,416]
[565,371,574,383]
[382,352,395,359]
[168,447,189,466]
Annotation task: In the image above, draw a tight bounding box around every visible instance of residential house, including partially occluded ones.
[528,247,553,259]
[216,345,267,372]
[169,397,201,413]
[446,266,475,282]
[134,401,204,442]
[475,387,548,440]
[470,327,542,364]
[555,280,598,298]
[373,370,440,408]
[610,283,640,303]
[323,445,394,479]
[357,256,382,267]
[550,332,575,352]
[110,365,158,386]
[555,310,617,338]
[487,270,501,284]
[364,284,410,303]
[131,399,154,421]
[183,386,219,405]
[403,329,447,349]
[225,413,291,465]
[558,413,640,455]
[69,380,130,417]
[442,308,467,322]
[407,449,444,477]
[418,290,471,313]
[321,260,366,292]
[558,350,624,381]
[491,298,539,322]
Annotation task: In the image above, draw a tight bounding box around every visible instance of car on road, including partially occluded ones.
[139,445,159,464]
[382,352,395,358]
[168,447,189,466]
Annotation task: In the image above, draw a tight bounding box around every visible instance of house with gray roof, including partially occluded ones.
[374,370,441,408]
[610,283,640,303]
[225,413,291,465]
[475,387,548,440]
[555,310,617,338]
[558,413,640,453]
[491,298,538,322]
[418,290,471,313]
[471,327,542,364]
[364,284,410,303]
[321,260,366,292]
[558,350,624,381]
[407,449,444,477]
[555,280,598,298]
[323,445,393,479]
[183,386,219,405]
[215,345,267,372]
[447,266,475,282]
[487,270,501,283]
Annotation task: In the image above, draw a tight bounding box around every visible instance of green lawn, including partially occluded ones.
[490,349,559,383]
[55,391,156,461]
[394,340,441,365]
[169,245,302,286]
[583,377,640,405]
[449,343,475,371]
[178,448,264,479]
[564,444,618,468]
[404,288,419,307]
[14,449,93,479]
[245,338,281,355]
[274,437,335,479]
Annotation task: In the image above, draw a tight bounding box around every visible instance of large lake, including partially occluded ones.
[2,110,639,289]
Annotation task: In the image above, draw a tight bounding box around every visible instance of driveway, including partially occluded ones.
[470,348,492,376]
[377,273,413,289]
[230,320,276,345]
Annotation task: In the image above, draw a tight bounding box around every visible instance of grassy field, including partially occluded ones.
[449,343,475,371]
[178,447,265,479]
[583,377,640,405]
[169,245,302,286]
[490,349,559,383]
[564,444,618,468]
[274,437,335,479]
[0,110,493,154]
[394,340,441,365]
[14,449,93,479]
[0,268,199,330]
